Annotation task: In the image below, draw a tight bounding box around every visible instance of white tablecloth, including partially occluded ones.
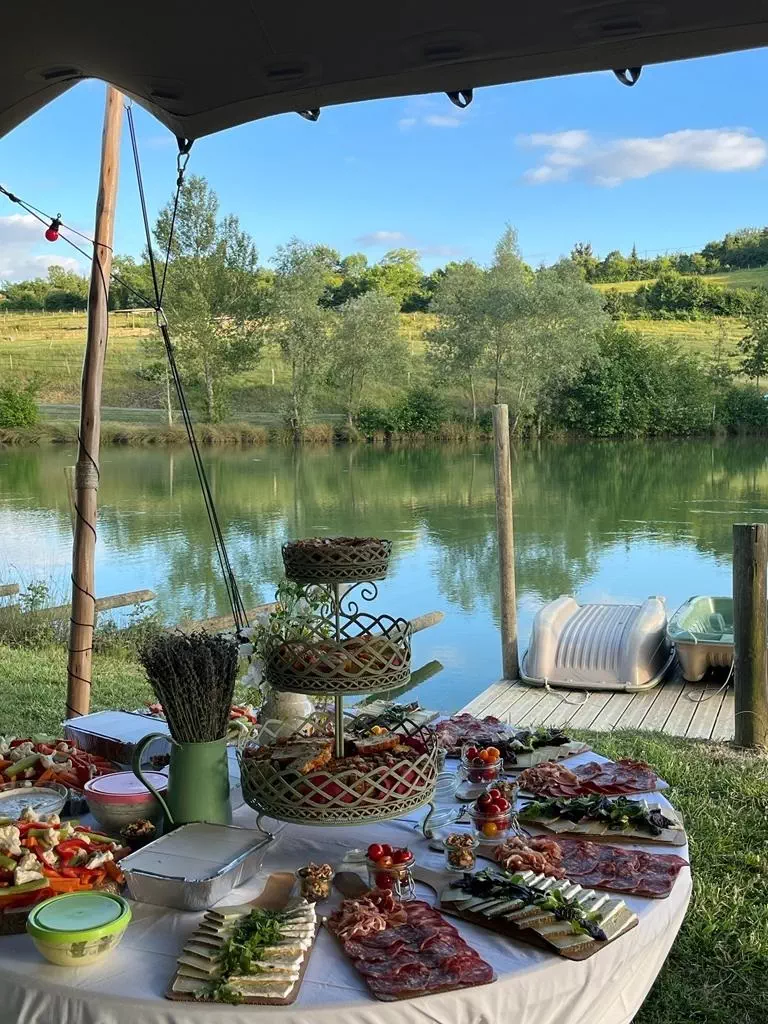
[1,752,691,1024]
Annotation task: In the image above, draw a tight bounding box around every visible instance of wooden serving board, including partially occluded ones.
[521,806,687,847]
[166,872,318,1006]
[331,873,497,1002]
[411,866,638,961]
[504,742,591,770]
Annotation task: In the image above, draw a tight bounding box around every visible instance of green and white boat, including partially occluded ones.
[667,597,734,682]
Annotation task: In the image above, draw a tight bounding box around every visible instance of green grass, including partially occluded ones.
[0,644,764,1023]
[596,266,768,296]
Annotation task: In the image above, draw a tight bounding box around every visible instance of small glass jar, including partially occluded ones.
[366,853,416,900]
[443,832,480,872]
[470,808,514,843]
[460,745,503,786]
[297,863,334,903]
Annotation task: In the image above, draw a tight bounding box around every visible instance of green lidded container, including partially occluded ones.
[27,892,131,966]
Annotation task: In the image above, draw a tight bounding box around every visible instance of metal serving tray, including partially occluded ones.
[62,710,172,766]
[120,822,272,911]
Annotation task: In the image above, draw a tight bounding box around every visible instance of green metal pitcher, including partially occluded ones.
[132,734,232,829]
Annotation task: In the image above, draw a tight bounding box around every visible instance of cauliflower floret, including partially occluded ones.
[68,848,88,867]
[85,850,114,870]
[39,754,55,771]
[58,822,75,840]
[20,806,39,823]
[38,828,60,849]
[23,767,37,780]
[9,742,34,763]
[0,825,21,857]
[14,851,43,886]
[0,738,11,757]
[44,813,60,827]
[51,759,73,775]
[55,742,71,753]
[39,849,59,868]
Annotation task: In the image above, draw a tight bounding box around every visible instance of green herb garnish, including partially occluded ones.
[519,794,675,836]
[197,908,288,1003]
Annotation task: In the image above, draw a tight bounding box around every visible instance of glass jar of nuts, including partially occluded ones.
[443,832,480,872]
[297,862,334,902]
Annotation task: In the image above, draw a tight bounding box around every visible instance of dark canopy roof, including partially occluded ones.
[3,2,768,141]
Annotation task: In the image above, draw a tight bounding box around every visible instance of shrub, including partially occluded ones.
[392,386,448,433]
[356,404,396,435]
[0,378,40,428]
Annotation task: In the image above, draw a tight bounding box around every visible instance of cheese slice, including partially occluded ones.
[228,979,295,999]
[183,943,220,961]
[178,964,220,981]
[228,969,300,984]
[547,932,595,951]
[173,975,208,994]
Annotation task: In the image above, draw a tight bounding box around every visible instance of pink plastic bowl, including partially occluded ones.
[84,772,167,830]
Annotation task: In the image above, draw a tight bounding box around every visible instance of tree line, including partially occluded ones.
[4,176,768,438]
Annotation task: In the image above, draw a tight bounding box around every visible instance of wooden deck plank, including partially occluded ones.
[461,680,515,718]
[588,693,637,732]
[686,683,729,740]
[615,686,664,731]
[540,692,596,729]
[483,682,535,722]
[711,689,735,741]
[512,690,568,728]
[663,684,698,738]
[488,685,548,726]
[637,678,686,733]
[563,691,614,730]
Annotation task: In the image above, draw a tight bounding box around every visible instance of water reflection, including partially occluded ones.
[1,439,765,710]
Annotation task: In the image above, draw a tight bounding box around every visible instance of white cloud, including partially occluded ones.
[355,230,409,247]
[0,213,84,282]
[417,243,464,258]
[398,118,417,131]
[519,128,768,187]
[424,115,462,129]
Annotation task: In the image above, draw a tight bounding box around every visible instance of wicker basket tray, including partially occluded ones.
[265,614,411,695]
[282,537,392,583]
[238,720,439,826]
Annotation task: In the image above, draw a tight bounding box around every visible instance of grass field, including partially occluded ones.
[1,641,766,1024]
[0,305,749,421]
[595,266,768,296]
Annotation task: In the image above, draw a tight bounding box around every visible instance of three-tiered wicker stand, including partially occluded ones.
[239,538,441,833]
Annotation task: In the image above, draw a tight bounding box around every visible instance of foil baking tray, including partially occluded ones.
[62,710,172,766]
[120,822,272,911]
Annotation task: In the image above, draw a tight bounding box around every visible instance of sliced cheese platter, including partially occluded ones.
[413,865,639,960]
[167,872,318,1005]
[435,715,590,770]
[519,795,687,846]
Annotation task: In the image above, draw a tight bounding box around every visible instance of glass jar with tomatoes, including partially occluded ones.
[365,842,415,900]
[470,788,515,841]
[460,744,503,786]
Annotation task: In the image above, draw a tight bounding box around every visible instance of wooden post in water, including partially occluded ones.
[732,523,768,748]
[66,85,123,718]
[492,404,520,681]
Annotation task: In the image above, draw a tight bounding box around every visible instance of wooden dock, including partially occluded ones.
[461,672,734,742]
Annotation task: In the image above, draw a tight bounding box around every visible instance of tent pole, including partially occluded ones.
[66,85,123,718]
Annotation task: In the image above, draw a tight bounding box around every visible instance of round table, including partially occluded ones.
[2,752,691,1024]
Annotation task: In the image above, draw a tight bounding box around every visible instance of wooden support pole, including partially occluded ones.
[732,523,768,748]
[492,404,520,681]
[66,85,123,719]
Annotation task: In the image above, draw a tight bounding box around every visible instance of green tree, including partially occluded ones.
[330,291,404,425]
[268,239,334,436]
[708,322,732,423]
[738,299,768,392]
[426,260,488,421]
[0,377,40,427]
[110,256,153,309]
[569,242,598,282]
[366,249,424,309]
[154,176,263,421]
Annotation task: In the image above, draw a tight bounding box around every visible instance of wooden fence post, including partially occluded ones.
[732,523,768,748]
[492,404,520,681]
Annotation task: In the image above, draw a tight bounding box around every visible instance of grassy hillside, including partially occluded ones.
[595,266,768,295]
[0,306,748,422]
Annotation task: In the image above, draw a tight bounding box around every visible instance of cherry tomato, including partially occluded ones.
[477,793,493,809]
[466,747,478,761]
[486,801,503,815]
[380,843,393,857]
[483,768,497,780]
[482,822,499,837]
[375,871,395,889]
[378,855,394,868]
[496,797,510,812]
[392,848,412,865]
[367,843,385,862]
[486,746,501,761]
[488,788,501,800]
[472,757,485,767]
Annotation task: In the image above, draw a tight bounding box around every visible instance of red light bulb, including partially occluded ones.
[45,217,61,242]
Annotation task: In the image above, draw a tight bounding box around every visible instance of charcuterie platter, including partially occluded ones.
[166,873,318,1005]
[412,865,639,960]
[328,878,495,1001]
[516,759,666,798]
[436,715,589,769]
[519,795,686,846]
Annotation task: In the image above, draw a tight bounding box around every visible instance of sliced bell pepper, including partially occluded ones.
[34,769,56,785]
[47,877,84,893]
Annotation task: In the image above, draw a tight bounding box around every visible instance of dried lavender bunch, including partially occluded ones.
[139,631,239,743]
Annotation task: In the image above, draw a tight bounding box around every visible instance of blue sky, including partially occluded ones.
[1,46,768,280]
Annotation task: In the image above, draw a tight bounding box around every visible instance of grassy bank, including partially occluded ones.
[0,643,765,1022]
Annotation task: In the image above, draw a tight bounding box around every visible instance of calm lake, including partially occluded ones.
[0,439,761,712]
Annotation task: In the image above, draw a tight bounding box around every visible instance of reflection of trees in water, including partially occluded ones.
[4,439,768,621]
